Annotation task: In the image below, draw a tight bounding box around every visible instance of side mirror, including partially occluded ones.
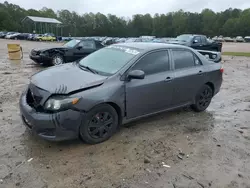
[76,46,82,50]
[127,70,145,80]
[193,39,198,43]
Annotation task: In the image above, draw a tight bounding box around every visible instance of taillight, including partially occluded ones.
[220,67,224,73]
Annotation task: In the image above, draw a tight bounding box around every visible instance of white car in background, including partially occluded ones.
[236,36,245,42]
[5,32,19,39]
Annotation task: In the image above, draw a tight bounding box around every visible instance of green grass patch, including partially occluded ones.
[222,52,250,57]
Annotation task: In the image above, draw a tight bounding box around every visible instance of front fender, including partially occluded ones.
[71,82,125,115]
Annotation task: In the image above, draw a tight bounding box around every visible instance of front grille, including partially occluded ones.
[26,88,44,112]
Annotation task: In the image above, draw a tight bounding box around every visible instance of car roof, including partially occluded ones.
[179,34,206,37]
[113,42,191,51]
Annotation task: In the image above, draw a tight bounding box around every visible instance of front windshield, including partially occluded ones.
[79,46,141,76]
[176,35,192,42]
[64,39,80,47]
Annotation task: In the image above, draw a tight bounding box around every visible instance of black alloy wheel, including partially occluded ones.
[80,104,118,144]
[192,85,213,112]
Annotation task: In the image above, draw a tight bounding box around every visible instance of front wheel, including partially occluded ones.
[51,54,64,66]
[191,85,213,112]
[80,104,119,144]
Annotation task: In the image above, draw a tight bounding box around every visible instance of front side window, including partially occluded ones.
[132,50,170,75]
[78,40,95,49]
[172,49,195,69]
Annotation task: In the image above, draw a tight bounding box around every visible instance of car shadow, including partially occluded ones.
[20,106,215,161]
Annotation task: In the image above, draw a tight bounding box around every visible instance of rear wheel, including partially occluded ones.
[51,54,64,66]
[191,85,213,112]
[79,104,118,144]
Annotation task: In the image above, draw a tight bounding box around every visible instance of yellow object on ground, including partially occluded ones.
[7,44,23,60]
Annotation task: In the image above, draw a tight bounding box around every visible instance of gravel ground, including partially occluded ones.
[0,40,250,188]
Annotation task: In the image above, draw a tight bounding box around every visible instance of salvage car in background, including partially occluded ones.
[236,36,245,42]
[5,32,19,39]
[30,39,104,66]
[245,36,250,42]
[20,43,223,144]
[10,33,30,40]
[169,34,222,52]
[0,31,7,38]
[36,33,56,41]
[224,37,235,42]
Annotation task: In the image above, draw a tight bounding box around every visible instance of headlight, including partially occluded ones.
[44,96,80,111]
[212,54,217,59]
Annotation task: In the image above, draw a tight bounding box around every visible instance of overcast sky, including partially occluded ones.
[2,0,250,17]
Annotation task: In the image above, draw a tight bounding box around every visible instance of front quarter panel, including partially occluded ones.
[71,79,125,115]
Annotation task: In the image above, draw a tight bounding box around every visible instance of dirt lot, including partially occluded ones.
[222,42,250,53]
[0,39,250,188]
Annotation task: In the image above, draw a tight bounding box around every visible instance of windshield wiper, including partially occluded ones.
[79,64,98,74]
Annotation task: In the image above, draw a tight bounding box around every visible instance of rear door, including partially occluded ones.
[170,49,206,106]
[200,36,211,51]
[125,50,175,119]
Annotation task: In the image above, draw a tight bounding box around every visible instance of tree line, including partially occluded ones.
[1,1,250,37]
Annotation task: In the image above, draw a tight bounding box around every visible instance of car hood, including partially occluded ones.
[30,63,107,94]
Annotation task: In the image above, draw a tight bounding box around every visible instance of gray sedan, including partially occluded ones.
[19,43,223,144]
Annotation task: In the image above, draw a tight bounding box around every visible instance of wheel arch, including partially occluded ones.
[84,101,123,127]
[205,82,215,96]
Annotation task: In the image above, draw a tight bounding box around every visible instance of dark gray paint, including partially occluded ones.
[24,43,223,132]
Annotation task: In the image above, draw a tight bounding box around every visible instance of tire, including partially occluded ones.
[79,104,119,144]
[191,84,213,112]
[51,54,64,66]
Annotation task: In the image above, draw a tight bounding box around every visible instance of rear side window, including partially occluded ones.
[132,50,170,75]
[201,36,206,44]
[172,49,195,69]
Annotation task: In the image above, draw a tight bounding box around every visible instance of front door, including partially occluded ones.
[73,40,96,60]
[125,50,175,119]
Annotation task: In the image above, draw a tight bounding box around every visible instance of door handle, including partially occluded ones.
[198,70,203,75]
[164,77,172,82]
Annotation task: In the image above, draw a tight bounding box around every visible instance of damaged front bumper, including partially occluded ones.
[19,88,83,141]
